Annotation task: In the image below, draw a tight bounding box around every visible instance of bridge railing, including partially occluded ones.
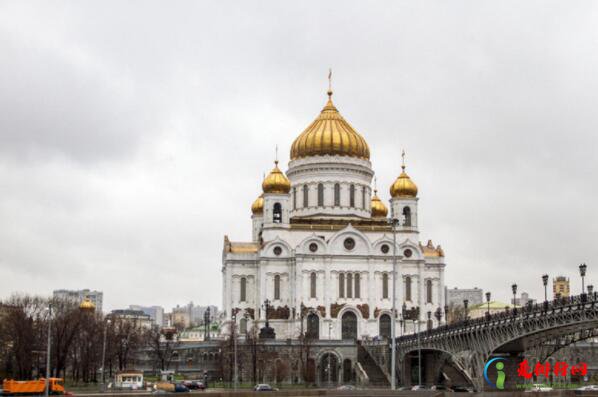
[397,292,596,344]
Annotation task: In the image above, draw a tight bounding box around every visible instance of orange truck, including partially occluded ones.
[2,378,65,395]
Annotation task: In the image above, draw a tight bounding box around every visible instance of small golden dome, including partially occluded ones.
[251,194,264,214]
[390,165,418,198]
[370,190,388,218]
[79,297,95,311]
[262,161,291,194]
[290,92,370,160]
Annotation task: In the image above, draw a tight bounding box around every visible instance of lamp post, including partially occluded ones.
[44,303,52,397]
[402,303,407,334]
[100,318,111,390]
[328,322,332,386]
[388,215,399,390]
[415,318,421,387]
[463,299,469,321]
[231,312,237,390]
[426,311,432,331]
[512,283,518,315]
[485,292,491,318]
[444,305,449,326]
[580,263,587,295]
[542,274,549,301]
[588,285,594,300]
[434,307,441,327]
[204,307,211,341]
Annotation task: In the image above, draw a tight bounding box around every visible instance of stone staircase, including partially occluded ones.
[357,342,390,387]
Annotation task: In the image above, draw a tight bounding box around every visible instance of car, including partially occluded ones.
[410,384,427,391]
[174,384,190,393]
[524,384,553,392]
[254,384,278,391]
[182,380,205,390]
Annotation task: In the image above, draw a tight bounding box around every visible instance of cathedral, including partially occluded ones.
[222,87,446,341]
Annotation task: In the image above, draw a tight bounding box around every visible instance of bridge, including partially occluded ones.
[363,293,598,391]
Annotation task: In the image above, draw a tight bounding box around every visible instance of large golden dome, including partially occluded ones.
[262,161,291,194]
[370,190,388,218]
[79,297,95,311]
[251,194,264,214]
[390,165,418,198]
[290,92,370,160]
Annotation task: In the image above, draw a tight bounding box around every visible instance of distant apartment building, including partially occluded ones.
[53,289,103,313]
[512,292,536,307]
[170,303,219,328]
[445,287,483,307]
[108,309,152,329]
[553,276,570,298]
[129,305,164,326]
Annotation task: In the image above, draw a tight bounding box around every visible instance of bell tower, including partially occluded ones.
[389,151,419,232]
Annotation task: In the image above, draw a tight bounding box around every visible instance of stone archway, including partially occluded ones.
[341,311,357,340]
[319,353,338,385]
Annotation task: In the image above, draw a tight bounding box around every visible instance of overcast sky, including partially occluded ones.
[1,1,597,312]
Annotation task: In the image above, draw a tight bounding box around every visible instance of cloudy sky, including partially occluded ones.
[1,1,597,312]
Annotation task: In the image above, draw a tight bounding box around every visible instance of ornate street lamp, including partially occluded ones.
[588,284,594,300]
[444,305,449,325]
[463,299,469,321]
[434,307,442,324]
[579,263,587,295]
[542,274,549,302]
[204,307,211,341]
[512,283,518,315]
[485,292,491,318]
[427,311,432,331]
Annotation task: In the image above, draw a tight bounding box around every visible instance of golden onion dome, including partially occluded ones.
[390,164,418,199]
[290,91,370,160]
[370,190,388,218]
[262,161,291,194]
[251,194,264,214]
[79,297,95,311]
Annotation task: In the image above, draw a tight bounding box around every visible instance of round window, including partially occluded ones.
[381,244,390,254]
[344,238,356,251]
[404,248,413,258]
[309,243,318,253]
[273,246,282,256]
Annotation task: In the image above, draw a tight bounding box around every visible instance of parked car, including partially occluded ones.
[182,380,205,390]
[174,384,189,393]
[254,384,278,391]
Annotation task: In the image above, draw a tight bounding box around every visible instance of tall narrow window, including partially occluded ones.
[334,183,340,206]
[274,275,281,300]
[362,187,366,209]
[339,273,345,298]
[317,183,324,206]
[347,273,353,298]
[240,318,247,334]
[355,273,360,298]
[293,187,296,210]
[240,277,247,302]
[426,279,433,304]
[403,206,412,226]
[382,273,389,299]
[273,203,282,223]
[310,272,317,298]
[405,276,412,301]
[350,184,355,207]
[303,185,309,207]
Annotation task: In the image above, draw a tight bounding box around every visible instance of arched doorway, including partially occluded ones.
[319,353,338,384]
[379,314,391,339]
[343,359,353,383]
[341,311,357,340]
[306,313,319,339]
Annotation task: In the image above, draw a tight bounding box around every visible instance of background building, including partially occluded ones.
[109,309,152,328]
[445,287,483,307]
[553,276,570,298]
[53,289,103,313]
[129,305,165,326]
[512,292,536,307]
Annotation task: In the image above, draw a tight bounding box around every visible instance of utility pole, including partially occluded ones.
[100,319,109,390]
[232,313,237,390]
[390,214,398,389]
[44,303,52,397]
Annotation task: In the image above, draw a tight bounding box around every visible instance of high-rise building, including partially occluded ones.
[53,289,103,313]
[553,276,570,299]
[129,305,164,326]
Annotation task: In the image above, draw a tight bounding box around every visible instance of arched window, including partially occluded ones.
[379,314,391,338]
[274,275,281,300]
[273,202,282,223]
[347,273,353,298]
[355,273,360,298]
[362,186,366,209]
[240,317,247,334]
[426,279,433,303]
[350,184,355,207]
[303,185,309,207]
[306,313,319,339]
[310,272,316,298]
[293,187,296,210]
[382,273,389,299]
[339,273,345,298]
[403,206,412,226]
[240,277,247,302]
[334,183,340,206]
[405,276,412,301]
[317,183,324,206]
